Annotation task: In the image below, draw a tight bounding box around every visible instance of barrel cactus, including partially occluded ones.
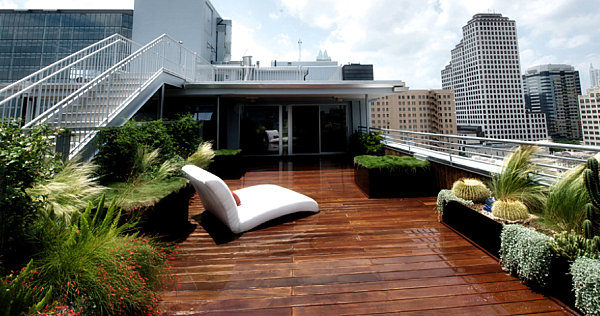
[451,178,490,203]
[492,198,529,221]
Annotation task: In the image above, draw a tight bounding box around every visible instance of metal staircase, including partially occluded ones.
[0,33,212,160]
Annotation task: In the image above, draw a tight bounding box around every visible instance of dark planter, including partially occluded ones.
[441,200,503,258]
[354,165,436,198]
[139,183,195,238]
[210,154,244,179]
[548,256,579,313]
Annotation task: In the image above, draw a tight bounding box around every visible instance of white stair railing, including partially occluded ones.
[22,34,212,159]
[0,34,136,123]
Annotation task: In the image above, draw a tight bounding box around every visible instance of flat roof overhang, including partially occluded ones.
[169,80,407,98]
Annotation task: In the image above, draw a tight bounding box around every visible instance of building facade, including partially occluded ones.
[371,90,457,135]
[579,84,600,146]
[132,0,231,64]
[590,64,600,88]
[441,13,547,141]
[0,9,133,82]
[523,64,582,140]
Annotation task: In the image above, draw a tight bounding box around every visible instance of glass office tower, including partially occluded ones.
[0,9,133,82]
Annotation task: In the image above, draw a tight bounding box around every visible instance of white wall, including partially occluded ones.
[133,0,220,63]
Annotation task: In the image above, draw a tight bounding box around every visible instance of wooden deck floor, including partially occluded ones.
[161,159,574,315]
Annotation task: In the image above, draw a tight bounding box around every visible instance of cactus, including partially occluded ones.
[583,157,600,238]
[492,198,529,221]
[549,230,600,260]
[451,178,490,203]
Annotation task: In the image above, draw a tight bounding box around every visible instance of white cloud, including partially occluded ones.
[21,0,133,9]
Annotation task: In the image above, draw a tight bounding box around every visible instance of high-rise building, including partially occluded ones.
[371,90,457,135]
[0,9,133,82]
[523,64,582,140]
[441,13,547,140]
[590,64,600,88]
[579,84,600,146]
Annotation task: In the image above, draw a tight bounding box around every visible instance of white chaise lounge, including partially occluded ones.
[182,165,319,234]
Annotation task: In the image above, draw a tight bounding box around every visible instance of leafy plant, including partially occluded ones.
[214,149,242,156]
[0,260,53,316]
[571,257,600,316]
[353,155,429,172]
[549,230,600,261]
[167,114,202,158]
[489,145,546,214]
[187,142,215,169]
[349,131,384,156]
[545,163,588,232]
[0,120,61,269]
[500,224,553,289]
[436,189,474,220]
[26,162,105,221]
[95,119,176,181]
[451,178,490,203]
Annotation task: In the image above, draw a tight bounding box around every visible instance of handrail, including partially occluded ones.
[0,34,137,124]
[360,126,600,183]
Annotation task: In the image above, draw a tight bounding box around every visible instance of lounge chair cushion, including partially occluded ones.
[182,165,318,234]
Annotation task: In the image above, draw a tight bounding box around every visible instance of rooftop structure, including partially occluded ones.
[579,82,600,146]
[590,63,600,88]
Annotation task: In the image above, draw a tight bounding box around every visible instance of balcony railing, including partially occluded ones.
[364,127,600,185]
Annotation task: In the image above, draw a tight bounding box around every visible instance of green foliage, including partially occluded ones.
[26,162,105,221]
[492,199,530,221]
[571,257,600,316]
[187,142,215,169]
[353,155,429,172]
[214,149,242,156]
[549,231,600,261]
[0,120,61,269]
[584,157,600,238]
[104,177,188,209]
[27,195,170,315]
[545,164,588,232]
[349,131,384,156]
[436,189,474,220]
[451,178,490,203]
[95,119,176,181]
[500,224,553,289]
[489,145,546,214]
[0,260,53,316]
[167,114,202,158]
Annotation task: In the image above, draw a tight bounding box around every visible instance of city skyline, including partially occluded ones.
[0,0,598,90]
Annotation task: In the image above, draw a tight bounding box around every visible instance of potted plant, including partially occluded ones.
[210,149,243,179]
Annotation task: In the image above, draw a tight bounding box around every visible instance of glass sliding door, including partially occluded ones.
[291,106,320,154]
[320,105,347,153]
[240,105,280,155]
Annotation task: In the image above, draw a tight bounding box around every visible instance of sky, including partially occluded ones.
[1,0,599,90]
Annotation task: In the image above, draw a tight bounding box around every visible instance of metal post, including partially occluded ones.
[216,96,220,150]
[365,94,370,133]
[159,84,165,119]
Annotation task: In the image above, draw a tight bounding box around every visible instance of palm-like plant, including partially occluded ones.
[489,145,546,214]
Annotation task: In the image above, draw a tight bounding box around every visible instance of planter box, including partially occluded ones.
[138,183,195,238]
[354,165,435,198]
[548,256,579,313]
[442,200,502,258]
[210,153,244,179]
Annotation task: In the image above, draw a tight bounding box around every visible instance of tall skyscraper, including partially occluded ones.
[590,64,600,88]
[441,13,547,140]
[579,84,600,146]
[523,64,582,140]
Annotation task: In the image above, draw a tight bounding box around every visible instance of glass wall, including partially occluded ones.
[0,10,133,82]
[240,105,281,155]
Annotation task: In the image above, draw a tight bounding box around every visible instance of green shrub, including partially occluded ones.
[549,230,600,261]
[187,142,215,169]
[500,224,553,289]
[545,164,588,232]
[349,132,384,156]
[95,120,175,181]
[571,257,600,316]
[214,149,242,156]
[0,260,53,316]
[167,114,202,158]
[489,145,546,214]
[353,155,429,172]
[27,196,170,315]
[0,120,61,269]
[436,189,474,220]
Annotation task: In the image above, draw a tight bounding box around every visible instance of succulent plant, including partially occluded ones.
[583,157,600,238]
[451,178,490,203]
[492,198,529,221]
[549,230,600,260]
